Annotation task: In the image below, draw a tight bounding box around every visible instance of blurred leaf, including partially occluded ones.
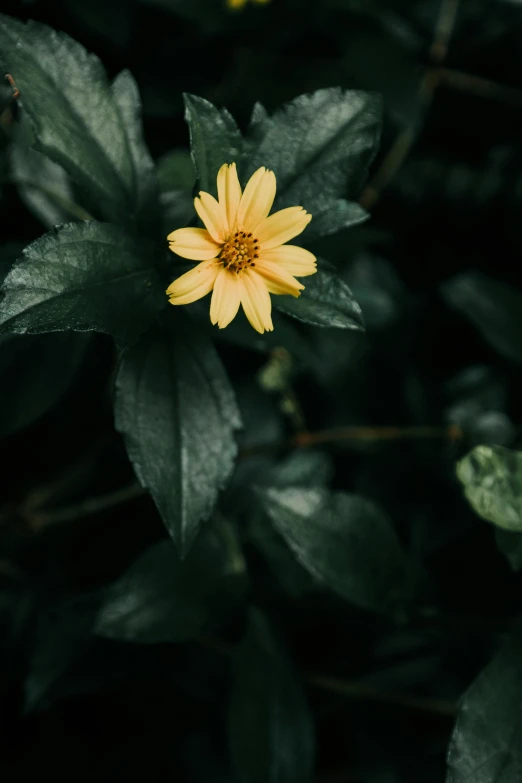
[442,273,522,364]
[265,450,334,489]
[457,445,522,531]
[246,88,382,212]
[495,530,522,572]
[229,609,315,783]
[276,267,365,330]
[447,625,522,782]
[257,487,406,613]
[96,519,247,644]
[115,314,241,555]
[184,93,242,195]
[156,148,195,193]
[0,333,88,438]
[0,222,164,349]
[0,14,158,230]
[158,149,195,234]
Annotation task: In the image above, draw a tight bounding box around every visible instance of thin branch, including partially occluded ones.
[358,127,417,212]
[435,67,522,108]
[25,481,145,531]
[430,0,462,64]
[199,637,457,717]
[18,424,462,530]
[241,423,462,458]
[305,672,457,717]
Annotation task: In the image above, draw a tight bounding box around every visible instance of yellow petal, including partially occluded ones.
[210,268,242,328]
[254,259,304,297]
[237,167,277,232]
[167,227,220,261]
[194,192,227,243]
[240,270,273,333]
[217,163,242,234]
[260,244,317,276]
[256,207,311,250]
[166,259,220,305]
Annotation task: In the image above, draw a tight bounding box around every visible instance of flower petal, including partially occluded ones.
[240,270,273,334]
[194,192,227,243]
[237,167,277,233]
[210,268,242,328]
[256,207,312,250]
[255,259,304,297]
[217,163,242,234]
[167,227,221,261]
[166,259,220,305]
[260,244,317,277]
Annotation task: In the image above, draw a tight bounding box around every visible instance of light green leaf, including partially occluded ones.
[457,444,522,531]
[258,487,406,613]
[276,266,365,330]
[0,14,158,229]
[115,314,242,555]
[0,222,164,348]
[95,519,247,643]
[229,609,315,783]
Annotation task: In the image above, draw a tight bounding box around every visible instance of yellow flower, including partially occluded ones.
[166,163,316,334]
[227,0,271,10]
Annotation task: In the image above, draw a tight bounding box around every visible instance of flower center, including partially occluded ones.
[219,230,259,274]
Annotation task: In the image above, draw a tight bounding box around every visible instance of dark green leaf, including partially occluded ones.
[442,273,522,364]
[229,609,315,783]
[302,199,368,243]
[447,625,522,782]
[184,93,242,195]
[95,519,247,643]
[246,88,382,211]
[457,445,522,531]
[0,333,88,437]
[115,314,241,555]
[258,487,406,613]
[248,452,332,598]
[495,529,522,573]
[276,267,365,330]
[0,222,164,348]
[0,14,158,228]
[111,69,161,236]
[10,116,83,227]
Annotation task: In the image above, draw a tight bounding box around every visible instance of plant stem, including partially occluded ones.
[359,0,461,210]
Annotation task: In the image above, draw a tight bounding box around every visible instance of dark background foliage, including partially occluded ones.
[1,0,522,781]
